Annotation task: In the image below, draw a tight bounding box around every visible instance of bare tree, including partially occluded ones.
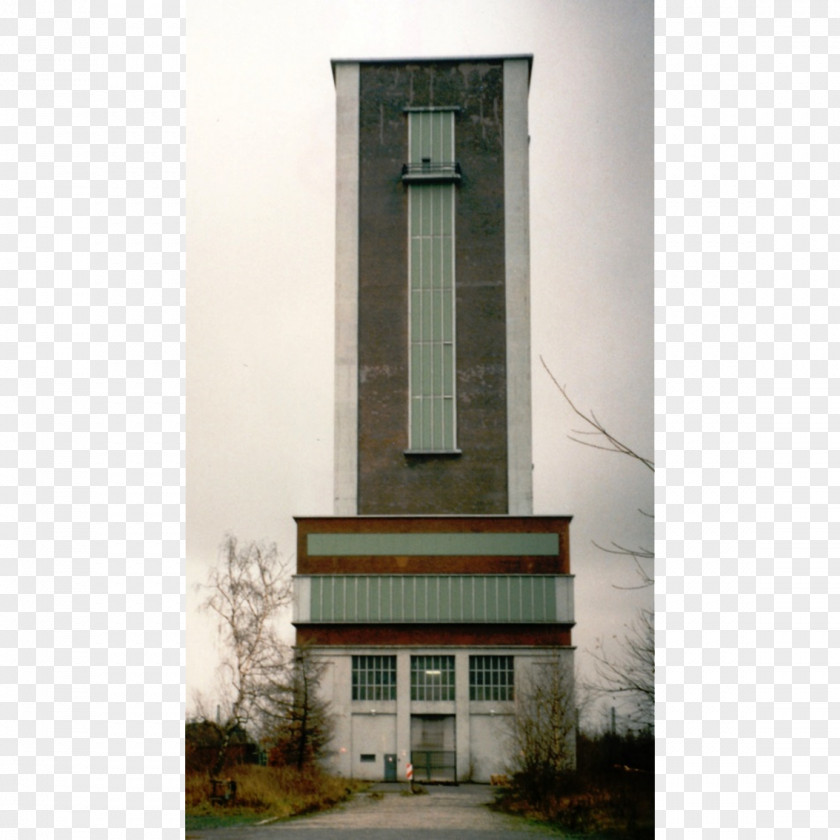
[590,608,654,730]
[541,358,654,727]
[541,356,653,588]
[198,534,292,777]
[508,656,577,805]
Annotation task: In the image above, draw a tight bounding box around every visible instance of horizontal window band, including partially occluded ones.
[296,574,573,624]
[307,532,559,556]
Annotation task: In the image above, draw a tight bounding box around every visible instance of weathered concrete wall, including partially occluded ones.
[313,647,576,782]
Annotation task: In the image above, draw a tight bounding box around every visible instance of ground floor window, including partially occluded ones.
[469,655,514,701]
[411,655,455,701]
[352,655,397,701]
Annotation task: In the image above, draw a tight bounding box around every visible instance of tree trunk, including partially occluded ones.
[211,723,233,779]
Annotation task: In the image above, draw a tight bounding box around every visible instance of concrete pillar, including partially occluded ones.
[455,651,471,780]
[503,57,533,515]
[327,655,353,777]
[396,650,411,778]
[333,61,360,515]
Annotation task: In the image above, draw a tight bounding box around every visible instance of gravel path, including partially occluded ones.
[186,783,569,839]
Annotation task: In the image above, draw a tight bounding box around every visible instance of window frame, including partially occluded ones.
[351,654,397,702]
[405,108,460,455]
[410,654,456,702]
[469,654,515,702]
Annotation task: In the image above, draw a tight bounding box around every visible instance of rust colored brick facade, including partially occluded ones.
[296,515,571,575]
[357,60,509,515]
[297,624,573,648]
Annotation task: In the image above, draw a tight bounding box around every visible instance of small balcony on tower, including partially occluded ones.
[401,158,462,183]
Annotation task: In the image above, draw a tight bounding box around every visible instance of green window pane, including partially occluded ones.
[497,577,510,621]
[410,114,421,161]
[442,237,453,289]
[410,189,421,236]
[442,112,453,158]
[381,577,392,621]
[487,576,498,620]
[431,290,442,341]
[411,345,422,396]
[443,344,453,394]
[443,291,453,340]
[442,188,453,230]
[411,242,422,289]
[442,398,454,450]
[422,396,433,447]
[414,400,424,448]
[432,343,443,393]
[403,577,415,620]
[421,238,432,290]
[437,401,445,450]
[421,344,432,395]
[369,576,378,620]
[421,289,432,340]
[434,185,445,235]
[509,577,521,621]
[522,578,534,620]
[450,576,461,617]
[411,290,423,338]
[431,112,442,161]
[407,114,457,451]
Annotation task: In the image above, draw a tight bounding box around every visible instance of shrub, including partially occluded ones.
[185,720,258,775]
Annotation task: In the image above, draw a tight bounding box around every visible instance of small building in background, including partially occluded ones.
[292,55,575,783]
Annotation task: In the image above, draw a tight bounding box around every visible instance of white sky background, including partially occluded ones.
[186,0,654,727]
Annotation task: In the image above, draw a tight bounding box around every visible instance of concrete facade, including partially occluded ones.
[312,647,575,782]
[294,56,574,783]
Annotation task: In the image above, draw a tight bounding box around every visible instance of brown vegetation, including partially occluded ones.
[497,730,654,839]
[185,765,366,823]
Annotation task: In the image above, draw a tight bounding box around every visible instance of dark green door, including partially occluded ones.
[384,753,397,782]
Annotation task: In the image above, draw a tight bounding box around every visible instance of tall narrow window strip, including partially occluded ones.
[408,110,457,452]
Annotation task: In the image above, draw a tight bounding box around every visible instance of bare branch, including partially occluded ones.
[540,357,654,471]
[586,609,654,729]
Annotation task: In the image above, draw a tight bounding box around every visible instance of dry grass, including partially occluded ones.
[185,765,367,824]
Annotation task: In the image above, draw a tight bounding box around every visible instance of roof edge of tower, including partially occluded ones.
[330,54,534,86]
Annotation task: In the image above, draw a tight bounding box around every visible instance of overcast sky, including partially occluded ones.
[186,0,654,726]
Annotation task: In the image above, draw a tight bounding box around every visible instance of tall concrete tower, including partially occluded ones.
[293,56,575,783]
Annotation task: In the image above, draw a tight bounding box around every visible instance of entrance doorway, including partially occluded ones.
[410,715,456,783]
[384,753,397,782]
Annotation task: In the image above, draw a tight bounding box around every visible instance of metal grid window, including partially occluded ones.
[469,655,514,701]
[411,655,455,701]
[352,655,397,701]
[407,110,457,452]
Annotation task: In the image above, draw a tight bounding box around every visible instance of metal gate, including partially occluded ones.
[410,750,457,784]
[410,714,457,783]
